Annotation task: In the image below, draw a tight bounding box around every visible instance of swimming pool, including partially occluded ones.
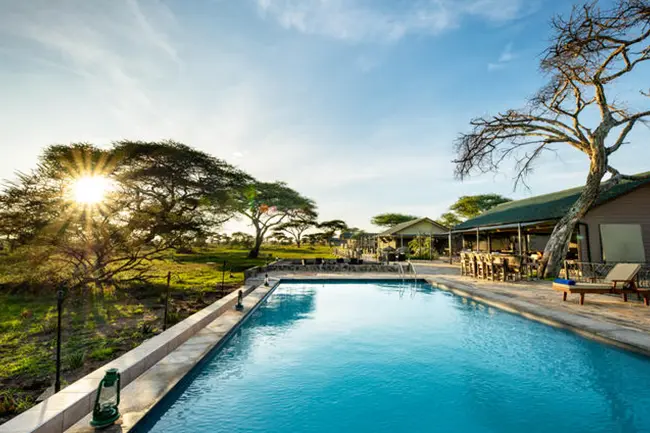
[135,279,650,433]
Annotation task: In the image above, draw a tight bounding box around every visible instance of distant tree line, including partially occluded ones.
[368,195,511,232]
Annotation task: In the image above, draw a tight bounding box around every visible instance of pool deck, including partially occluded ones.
[268,262,650,356]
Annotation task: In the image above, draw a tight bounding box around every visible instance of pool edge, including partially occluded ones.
[426,277,650,358]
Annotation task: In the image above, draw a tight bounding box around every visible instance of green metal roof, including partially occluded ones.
[454,175,650,231]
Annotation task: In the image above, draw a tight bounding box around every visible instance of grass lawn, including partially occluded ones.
[0,244,334,424]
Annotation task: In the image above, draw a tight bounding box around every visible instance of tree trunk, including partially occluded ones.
[248,242,261,258]
[248,223,263,258]
[540,148,608,278]
[296,239,301,248]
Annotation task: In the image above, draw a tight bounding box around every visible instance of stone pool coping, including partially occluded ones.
[63,281,278,433]
[426,276,650,357]
[0,282,274,433]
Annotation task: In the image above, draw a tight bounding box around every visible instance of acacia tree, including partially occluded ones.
[436,212,462,228]
[0,141,248,288]
[267,231,291,245]
[453,0,650,277]
[231,232,254,247]
[273,209,318,247]
[237,181,316,258]
[435,194,511,228]
[450,194,512,219]
[113,140,250,247]
[317,219,348,245]
[371,213,418,228]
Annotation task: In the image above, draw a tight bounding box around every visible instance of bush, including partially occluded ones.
[0,389,34,417]
[166,310,182,326]
[34,318,57,335]
[139,322,155,336]
[89,347,115,361]
[64,351,86,370]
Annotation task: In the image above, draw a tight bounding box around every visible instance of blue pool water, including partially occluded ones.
[136,280,650,433]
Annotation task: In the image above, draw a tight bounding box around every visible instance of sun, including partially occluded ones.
[72,176,112,205]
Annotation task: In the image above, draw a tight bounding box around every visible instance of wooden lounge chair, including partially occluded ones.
[552,263,649,306]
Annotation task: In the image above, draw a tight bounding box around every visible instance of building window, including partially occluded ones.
[600,224,646,263]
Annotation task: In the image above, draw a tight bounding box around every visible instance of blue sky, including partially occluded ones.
[0,0,648,233]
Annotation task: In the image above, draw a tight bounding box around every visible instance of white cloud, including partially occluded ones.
[498,42,514,62]
[487,62,506,71]
[256,0,534,42]
[488,41,516,71]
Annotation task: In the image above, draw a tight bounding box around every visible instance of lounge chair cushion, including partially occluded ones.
[554,278,576,285]
[604,263,641,282]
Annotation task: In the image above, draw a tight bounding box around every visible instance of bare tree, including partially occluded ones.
[453,0,650,277]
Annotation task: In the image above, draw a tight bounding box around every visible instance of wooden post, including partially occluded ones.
[517,223,523,255]
[55,289,64,393]
[525,233,529,254]
[430,233,433,261]
[448,231,452,264]
[163,271,171,331]
[487,233,492,253]
[476,227,480,252]
[221,260,227,293]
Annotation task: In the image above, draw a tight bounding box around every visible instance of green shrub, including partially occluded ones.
[139,322,155,336]
[64,351,86,370]
[89,347,115,361]
[166,310,182,326]
[0,320,20,333]
[34,318,57,335]
[0,389,34,417]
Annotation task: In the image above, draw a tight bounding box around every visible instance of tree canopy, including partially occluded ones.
[273,208,318,247]
[434,195,510,228]
[0,141,253,289]
[371,213,418,228]
[235,181,317,257]
[449,194,512,219]
[436,212,463,229]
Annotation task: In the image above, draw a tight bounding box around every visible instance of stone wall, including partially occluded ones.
[244,263,408,280]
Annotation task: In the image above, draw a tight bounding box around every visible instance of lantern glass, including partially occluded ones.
[99,382,118,409]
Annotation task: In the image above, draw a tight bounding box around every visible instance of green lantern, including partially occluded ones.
[90,368,121,428]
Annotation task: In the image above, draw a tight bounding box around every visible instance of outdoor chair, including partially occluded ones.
[483,254,495,281]
[460,252,468,276]
[465,253,477,278]
[506,256,523,282]
[474,254,482,279]
[552,263,649,305]
[491,255,507,282]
